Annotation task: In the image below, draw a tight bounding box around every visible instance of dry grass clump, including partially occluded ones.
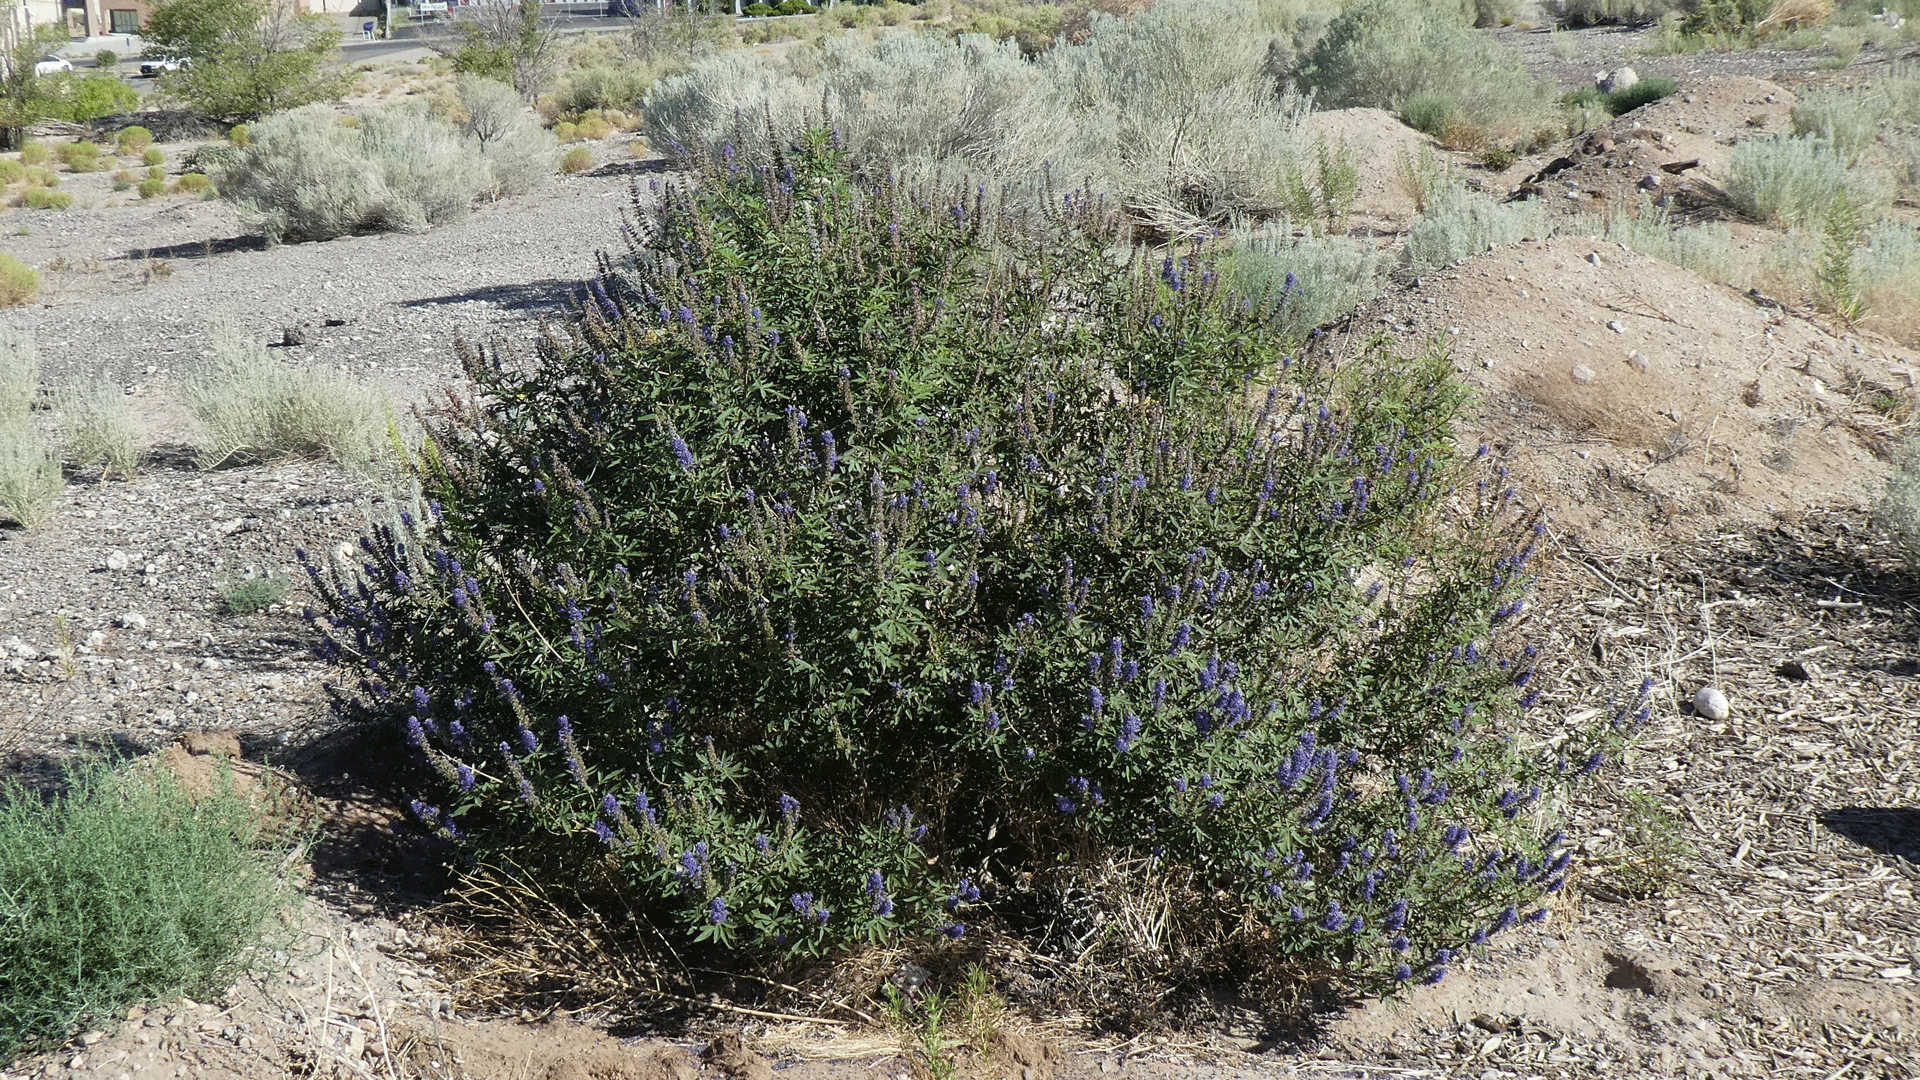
[57,378,139,479]
[182,322,389,472]
[1563,197,1736,281]
[0,328,60,529]
[0,254,38,308]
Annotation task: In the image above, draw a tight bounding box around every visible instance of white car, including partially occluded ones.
[139,56,186,77]
[33,56,72,76]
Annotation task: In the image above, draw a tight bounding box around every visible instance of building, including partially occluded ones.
[61,0,153,37]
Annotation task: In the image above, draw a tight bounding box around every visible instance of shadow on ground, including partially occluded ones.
[1820,807,1920,862]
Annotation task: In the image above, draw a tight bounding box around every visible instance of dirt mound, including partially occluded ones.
[1492,76,1799,222]
[1299,107,1435,233]
[1343,237,1916,543]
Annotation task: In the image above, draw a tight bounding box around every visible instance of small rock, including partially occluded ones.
[85,630,107,648]
[1571,364,1597,383]
[105,550,130,571]
[1637,175,1662,190]
[1628,350,1649,372]
[1693,686,1731,721]
[1607,320,1624,333]
[117,611,146,631]
[1586,252,1604,267]
[282,326,307,347]
[398,975,423,993]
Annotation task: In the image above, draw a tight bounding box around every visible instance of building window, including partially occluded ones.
[109,9,138,34]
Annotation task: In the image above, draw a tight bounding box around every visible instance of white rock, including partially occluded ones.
[1607,320,1625,333]
[1571,364,1597,383]
[117,611,147,631]
[1586,252,1604,267]
[1693,686,1730,721]
[85,630,107,648]
[105,550,130,571]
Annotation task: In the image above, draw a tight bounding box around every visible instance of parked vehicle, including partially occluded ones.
[139,55,187,77]
[33,56,72,76]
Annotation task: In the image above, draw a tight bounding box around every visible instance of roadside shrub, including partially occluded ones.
[146,165,165,181]
[1406,183,1547,270]
[0,756,299,1059]
[174,172,213,195]
[775,0,816,13]
[24,168,56,188]
[112,170,134,191]
[1858,217,1920,340]
[216,102,552,244]
[0,160,26,184]
[136,178,167,199]
[0,255,35,309]
[561,146,593,173]
[181,322,389,471]
[35,73,139,123]
[307,135,1619,1003]
[1728,134,1889,227]
[94,49,119,67]
[227,123,251,148]
[549,65,655,117]
[0,421,61,528]
[576,116,615,140]
[1292,0,1551,128]
[22,189,75,210]
[554,120,579,142]
[57,379,139,479]
[143,147,165,166]
[17,143,48,166]
[745,1,776,13]
[115,126,153,154]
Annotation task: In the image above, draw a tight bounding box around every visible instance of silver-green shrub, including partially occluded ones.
[642,0,1309,231]
[1291,0,1550,127]
[0,420,61,528]
[0,325,37,417]
[57,379,139,479]
[216,102,554,244]
[1790,64,1920,164]
[182,323,389,472]
[1222,225,1388,336]
[1728,134,1891,229]
[456,75,558,197]
[1542,0,1689,25]
[1877,438,1920,569]
[1406,184,1546,271]
[1563,198,1735,281]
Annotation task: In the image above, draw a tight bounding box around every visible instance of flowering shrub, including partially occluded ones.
[306,132,1630,995]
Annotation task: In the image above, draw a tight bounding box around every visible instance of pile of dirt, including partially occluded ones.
[1298,107,1437,234]
[1493,76,1800,224]
[1340,236,1915,545]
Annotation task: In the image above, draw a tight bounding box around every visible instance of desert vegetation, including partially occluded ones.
[5,0,1920,1074]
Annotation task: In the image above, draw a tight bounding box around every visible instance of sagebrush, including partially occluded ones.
[306,135,1627,1007]
[0,756,298,1060]
[215,101,553,244]
[182,322,389,471]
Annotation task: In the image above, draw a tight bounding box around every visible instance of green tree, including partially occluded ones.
[0,13,70,151]
[144,0,352,120]
[432,0,558,101]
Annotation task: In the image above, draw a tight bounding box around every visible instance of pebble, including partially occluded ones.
[1571,364,1597,383]
[1607,320,1624,333]
[104,550,130,571]
[1693,686,1731,721]
[116,611,147,631]
[1587,252,1604,267]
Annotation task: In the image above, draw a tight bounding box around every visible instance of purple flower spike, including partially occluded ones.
[708,897,728,925]
[669,435,697,472]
